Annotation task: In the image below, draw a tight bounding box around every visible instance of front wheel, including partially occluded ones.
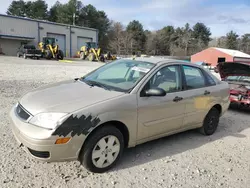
[80,52,86,60]
[57,50,64,60]
[79,126,124,173]
[88,53,95,61]
[199,107,220,135]
[45,50,52,60]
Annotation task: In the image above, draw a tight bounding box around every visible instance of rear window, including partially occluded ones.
[226,76,250,83]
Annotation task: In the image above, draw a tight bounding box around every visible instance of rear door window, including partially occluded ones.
[182,65,206,89]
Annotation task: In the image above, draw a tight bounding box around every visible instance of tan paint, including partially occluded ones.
[9,58,230,163]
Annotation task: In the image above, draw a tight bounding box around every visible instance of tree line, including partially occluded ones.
[7,0,250,56]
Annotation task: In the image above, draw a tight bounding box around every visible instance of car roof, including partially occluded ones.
[126,57,196,66]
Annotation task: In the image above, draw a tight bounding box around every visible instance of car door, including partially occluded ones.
[181,65,215,128]
[137,64,187,141]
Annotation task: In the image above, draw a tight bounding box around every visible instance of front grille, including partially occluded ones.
[28,148,50,158]
[16,104,30,120]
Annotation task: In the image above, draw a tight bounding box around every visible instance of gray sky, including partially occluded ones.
[1,0,250,37]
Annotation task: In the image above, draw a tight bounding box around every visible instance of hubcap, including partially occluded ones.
[208,116,216,130]
[92,135,120,168]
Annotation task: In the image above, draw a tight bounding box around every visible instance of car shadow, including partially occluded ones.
[113,106,250,171]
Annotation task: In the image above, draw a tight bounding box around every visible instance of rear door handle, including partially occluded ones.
[204,90,210,95]
[173,96,183,102]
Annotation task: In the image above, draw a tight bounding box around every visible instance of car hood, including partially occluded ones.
[19,79,125,115]
[217,62,250,79]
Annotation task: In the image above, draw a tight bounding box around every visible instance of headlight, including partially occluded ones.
[29,113,68,130]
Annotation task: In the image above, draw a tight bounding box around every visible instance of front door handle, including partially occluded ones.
[204,90,210,95]
[173,96,183,102]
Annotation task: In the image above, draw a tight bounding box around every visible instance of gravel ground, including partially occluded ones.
[0,56,249,188]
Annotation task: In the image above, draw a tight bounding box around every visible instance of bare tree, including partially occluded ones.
[121,31,133,55]
[108,22,124,55]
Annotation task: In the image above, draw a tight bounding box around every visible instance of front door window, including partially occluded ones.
[143,65,181,93]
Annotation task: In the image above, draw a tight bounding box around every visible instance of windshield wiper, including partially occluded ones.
[84,80,110,90]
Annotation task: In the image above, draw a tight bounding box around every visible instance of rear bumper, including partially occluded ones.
[9,106,82,162]
[230,95,250,105]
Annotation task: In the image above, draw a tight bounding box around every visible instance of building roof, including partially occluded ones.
[214,47,250,58]
[0,34,35,40]
[0,14,98,32]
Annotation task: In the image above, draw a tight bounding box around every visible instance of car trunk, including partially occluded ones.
[217,62,250,80]
[217,62,250,105]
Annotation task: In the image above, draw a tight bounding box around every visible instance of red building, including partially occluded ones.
[191,47,250,67]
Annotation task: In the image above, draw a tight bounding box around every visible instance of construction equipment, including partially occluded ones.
[104,52,117,61]
[79,42,104,62]
[79,42,116,62]
[38,37,64,60]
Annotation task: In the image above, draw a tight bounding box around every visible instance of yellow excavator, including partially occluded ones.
[38,37,64,60]
[79,42,116,62]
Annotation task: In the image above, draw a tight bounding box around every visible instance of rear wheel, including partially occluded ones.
[99,55,105,62]
[79,125,124,173]
[199,107,220,135]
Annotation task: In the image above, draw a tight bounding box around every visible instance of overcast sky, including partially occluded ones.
[1,0,250,37]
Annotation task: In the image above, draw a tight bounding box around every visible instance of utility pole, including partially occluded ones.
[73,13,76,26]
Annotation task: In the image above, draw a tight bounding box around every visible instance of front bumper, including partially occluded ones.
[9,106,83,162]
[26,54,42,57]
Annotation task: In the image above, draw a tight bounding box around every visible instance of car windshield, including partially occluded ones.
[225,75,250,83]
[80,59,155,92]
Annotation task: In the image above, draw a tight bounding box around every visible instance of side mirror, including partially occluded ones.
[144,88,166,97]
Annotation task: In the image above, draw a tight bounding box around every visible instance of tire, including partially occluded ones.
[88,53,95,61]
[80,52,85,60]
[79,125,124,173]
[23,53,27,59]
[57,50,64,60]
[45,50,52,60]
[99,55,105,62]
[199,107,220,135]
